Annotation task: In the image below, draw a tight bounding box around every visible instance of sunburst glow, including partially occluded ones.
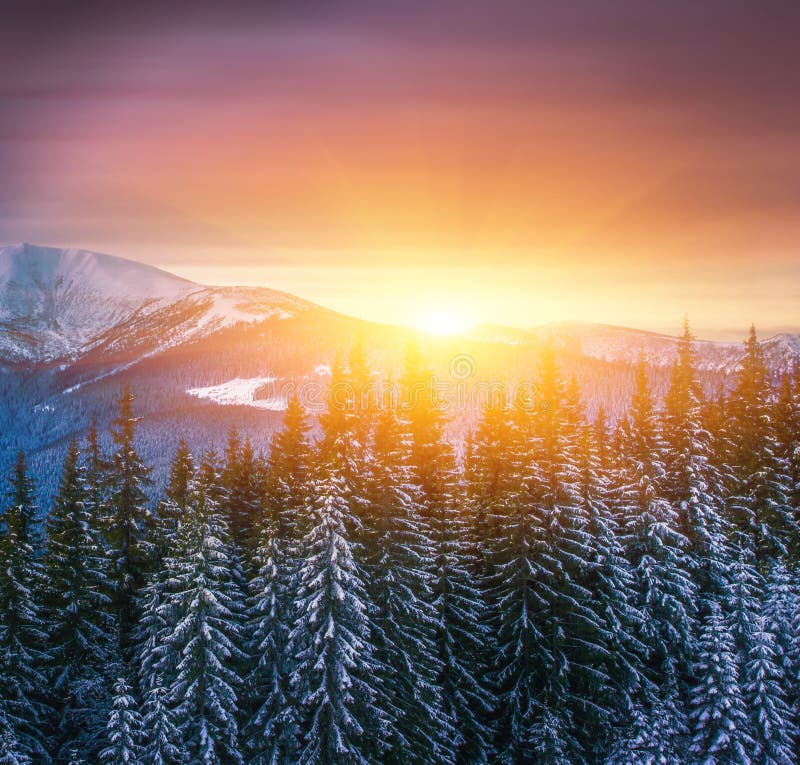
[417,308,472,336]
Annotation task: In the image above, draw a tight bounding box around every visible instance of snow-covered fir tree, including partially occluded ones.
[617,360,696,759]
[148,438,194,567]
[576,419,643,758]
[403,350,492,763]
[244,394,312,764]
[43,439,116,762]
[106,386,154,657]
[0,712,31,765]
[725,326,796,562]
[465,394,523,751]
[762,560,800,721]
[688,600,751,764]
[0,453,49,763]
[139,676,181,765]
[134,442,196,698]
[221,430,263,555]
[100,677,141,765]
[364,404,451,764]
[774,373,800,559]
[743,613,796,765]
[288,457,385,765]
[662,319,731,601]
[492,352,605,763]
[151,456,247,765]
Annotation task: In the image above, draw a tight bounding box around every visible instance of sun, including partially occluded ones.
[417,308,472,336]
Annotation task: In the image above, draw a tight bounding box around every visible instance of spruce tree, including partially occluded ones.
[106,386,153,657]
[762,561,800,721]
[365,405,450,764]
[743,613,796,765]
[619,360,696,758]
[726,326,796,562]
[155,457,246,764]
[0,453,49,762]
[150,438,193,565]
[139,677,181,765]
[244,395,311,764]
[0,713,30,765]
[288,459,385,765]
[403,351,491,763]
[100,677,141,765]
[662,319,731,600]
[775,373,800,561]
[263,393,313,539]
[492,351,604,763]
[688,601,751,764]
[221,430,262,552]
[135,442,195,697]
[43,440,116,762]
[576,420,643,756]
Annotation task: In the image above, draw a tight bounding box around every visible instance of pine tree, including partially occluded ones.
[762,560,800,721]
[155,458,246,764]
[0,713,30,765]
[576,420,643,756]
[775,373,800,560]
[619,361,696,758]
[743,613,796,765]
[106,386,153,657]
[150,439,193,565]
[100,677,141,765]
[135,443,195,697]
[688,601,751,764]
[244,396,312,764]
[726,326,796,562]
[288,462,385,765]
[724,544,763,659]
[491,351,604,763]
[221,430,262,552]
[365,405,450,764]
[43,439,116,762]
[662,319,731,600]
[0,453,49,762]
[263,393,313,539]
[403,351,491,763]
[139,677,181,765]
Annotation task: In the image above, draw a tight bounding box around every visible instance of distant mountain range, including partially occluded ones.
[1,242,797,501]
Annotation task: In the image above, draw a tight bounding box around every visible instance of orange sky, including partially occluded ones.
[1,2,799,339]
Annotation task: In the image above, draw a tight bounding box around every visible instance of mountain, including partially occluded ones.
[0,243,321,366]
[472,321,800,376]
[1,243,798,502]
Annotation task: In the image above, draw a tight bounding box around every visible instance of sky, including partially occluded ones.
[1,0,799,339]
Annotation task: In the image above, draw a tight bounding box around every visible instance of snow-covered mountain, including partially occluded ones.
[0,243,319,364]
[472,321,800,376]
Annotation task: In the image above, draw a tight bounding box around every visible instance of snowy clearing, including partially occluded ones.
[186,376,287,410]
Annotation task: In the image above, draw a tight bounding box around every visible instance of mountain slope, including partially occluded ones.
[0,243,321,365]
[472,320,800,376]
[0,243,196,362]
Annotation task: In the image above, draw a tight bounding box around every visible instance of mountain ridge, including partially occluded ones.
[2,243,799,380]
[0,243,323,364]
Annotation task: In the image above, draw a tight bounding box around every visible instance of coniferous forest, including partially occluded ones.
[2,323,800,765]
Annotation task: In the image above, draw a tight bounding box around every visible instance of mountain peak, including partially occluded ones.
[0,243,199,363]
[0,243,197,297]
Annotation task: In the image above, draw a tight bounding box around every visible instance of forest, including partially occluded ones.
[1,323,799,765]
